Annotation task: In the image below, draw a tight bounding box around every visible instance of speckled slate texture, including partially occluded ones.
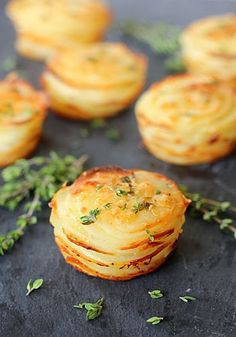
[0,1,236,336]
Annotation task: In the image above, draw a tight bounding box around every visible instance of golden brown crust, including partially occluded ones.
[135,74,236,165]
[6,0,112,60]
[0,74,47,166]
[41,43,148,120]
[49,166,190,280]
[181,14,236,87]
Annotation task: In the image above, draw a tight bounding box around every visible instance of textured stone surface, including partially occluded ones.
[0,1,236,336]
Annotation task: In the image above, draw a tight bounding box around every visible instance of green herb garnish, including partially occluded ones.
[80,127,90,138]
[180,185,236,239]
[120,176,132,184]
[132,201,151,214]
[146,316,164,325]
[116,189,128,197]
[90,118,106,129]
[26,278,43,296]
[105,128,121,141]
[0,152,87,256]
[156,189,161,195]
[74,298,104,321]
[145,228,155,242]
[164,53,185,73]
[104,203,112,209]
[120,175,134,194]
[117,21,185,73]
[122,203,127,210]
[148,289,163,299]
[95,184,102,191]
[80,208,100,225]
[0,56,17,72]
[179,295,196,303]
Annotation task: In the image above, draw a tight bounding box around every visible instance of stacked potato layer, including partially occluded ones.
[7,0,111,60]
[42,43,147,120]
[0,74,47,167]
[136,74,236,165]
[181,14,236,87]
[50,167,189,280]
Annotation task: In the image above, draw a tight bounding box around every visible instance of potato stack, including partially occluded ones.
[181,14,236,89]
[50,167,190,280]
[41,43,147,120]
[7,0,112,60]
[0,74,47,167]
[136,74,236,165]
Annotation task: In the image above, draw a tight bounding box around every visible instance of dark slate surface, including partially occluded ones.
[0,1,236,336]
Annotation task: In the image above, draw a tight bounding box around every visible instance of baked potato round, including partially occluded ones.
[6,0,111,60]
[41,43,148,120]
[181,14,236,88]
[0,74,47,167]
[49,166,190,280]
[135,74,236,165]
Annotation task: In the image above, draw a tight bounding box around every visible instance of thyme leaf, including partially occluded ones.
[74,298,104,321]
[80,208,100,225]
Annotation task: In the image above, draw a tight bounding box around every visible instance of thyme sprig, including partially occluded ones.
[0,152,88,255]
[74,298,104,321]
[116,21,185,73]
[181,185,236,239]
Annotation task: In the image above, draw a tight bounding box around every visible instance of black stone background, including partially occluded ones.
[0,1,236,336]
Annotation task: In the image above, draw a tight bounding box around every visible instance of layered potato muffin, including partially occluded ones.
[181,14,236,88]
[0,74,47,167]
[49,166,190,280]
[135,74,236,165]
[6,0,111,60]
[41,43,147,120]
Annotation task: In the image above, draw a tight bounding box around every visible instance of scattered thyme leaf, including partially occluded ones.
[90,118,106,129]
[120,176,132,184]
[145,228,155,242]
[164,53,186,74]
[120,175,134,194]
[104,203,112,209]
[122,203,127,210]
[148,289,163,299]
[80,208,100,225]
[132,201,151,214]
[146,316,164,325]
[74,298,104,321]
[116,189,128,197]
[0,56,17,72]
[80,127,90,138]
[156,189,161,195]
[95,184,102,191]
[105,128,121,141]
[179,295,196,303]
[26,278,43,296]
